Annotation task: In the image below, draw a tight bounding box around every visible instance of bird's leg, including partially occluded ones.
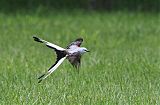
[76,65,80,74]
[77,68,80,74]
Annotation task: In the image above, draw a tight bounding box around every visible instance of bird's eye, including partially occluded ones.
[84,49,89,52]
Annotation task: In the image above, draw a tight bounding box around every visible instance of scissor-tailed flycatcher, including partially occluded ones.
[33,36,89,83]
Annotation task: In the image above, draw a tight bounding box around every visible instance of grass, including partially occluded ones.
[0,11,160,104]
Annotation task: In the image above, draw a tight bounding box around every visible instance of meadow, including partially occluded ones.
[0,11,160,104]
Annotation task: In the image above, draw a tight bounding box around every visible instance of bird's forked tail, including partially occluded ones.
[38,56,67,83]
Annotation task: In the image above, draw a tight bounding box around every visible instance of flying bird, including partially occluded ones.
[33,36,89,83]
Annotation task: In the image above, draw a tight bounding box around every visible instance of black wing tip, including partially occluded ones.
[75,38,83,42]
[33,36,43,43]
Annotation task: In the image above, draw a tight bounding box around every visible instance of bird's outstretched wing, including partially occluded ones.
[67,52,81,70]
[66,38,83,49]
[33,36,65,51]
[38,56,67,83]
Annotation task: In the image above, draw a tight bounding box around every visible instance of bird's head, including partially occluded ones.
[79,47,90,54]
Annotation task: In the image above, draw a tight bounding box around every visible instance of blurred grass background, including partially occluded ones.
[0,0,160,104]
[0,0,160,12]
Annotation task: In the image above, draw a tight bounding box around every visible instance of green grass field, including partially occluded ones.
[0,11,160,104]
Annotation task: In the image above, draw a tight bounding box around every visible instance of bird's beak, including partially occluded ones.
[86,50,90,52]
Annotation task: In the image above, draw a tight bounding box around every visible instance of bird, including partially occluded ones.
[33,36,89,83]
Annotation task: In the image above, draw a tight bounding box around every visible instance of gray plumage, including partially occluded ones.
[33,36,89,83]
